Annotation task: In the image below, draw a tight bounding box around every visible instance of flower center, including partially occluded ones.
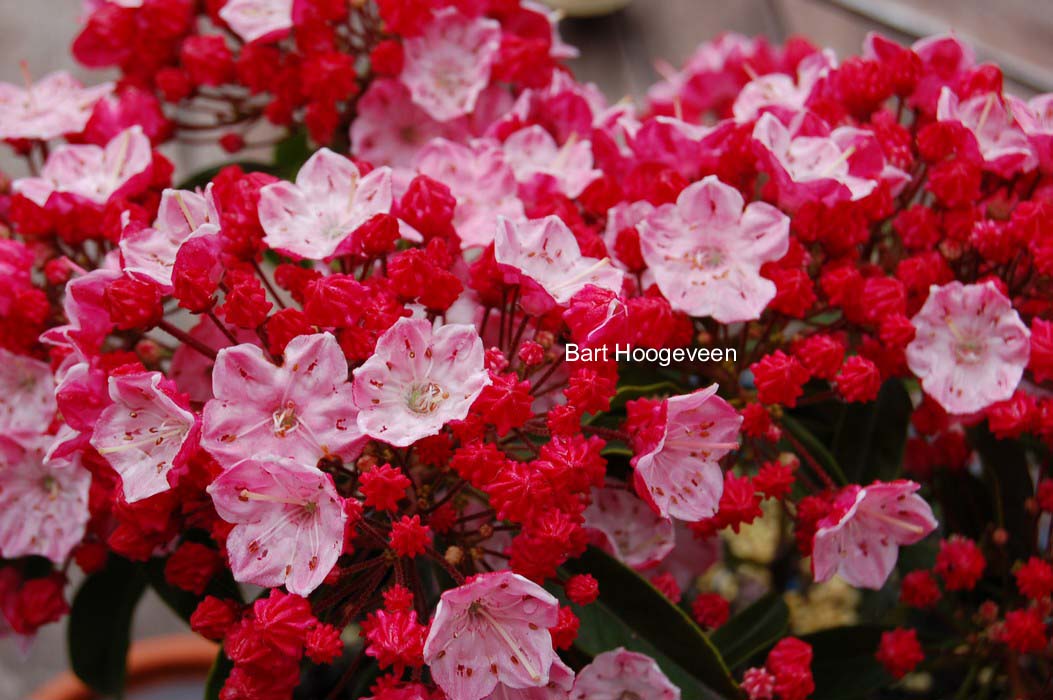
[407,381,447,415]
[687,246,725,270]
[272,403,300,436]
[954,338,987,364]
[41,475,59,499]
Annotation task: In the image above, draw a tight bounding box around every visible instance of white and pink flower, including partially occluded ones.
[219,0,293,43]
[0,70,111,141]
[571,648,680,700]
[938,88,1037,177]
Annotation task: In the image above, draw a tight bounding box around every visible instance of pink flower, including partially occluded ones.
[423,571,561,700]
[637,175,790,323]
[584,484,676,569]
[752,113,909,209]
[937,88,1037,177]
[170,318,260,403]
[486,659,575,700]
[203,332,365,467]
[259,148,394,260]
[351,79,468,168]
[414,138,524,247]
[219,0,293,43]
[812,480,938,589]
[0,349,56,440]
[0,433,90,564]
[353,318,489,447]
[120,187,220,289]
[91,371,199,503]
[0,70,111,141]
[1007,93,1053,172]
[906,281,1030,414]
[13,126,152,207]
[41,267,123,357]
[400,8,502,121]
[494,216,624,311]
[502,126,601,198]
[207,455,346,595]
[632,386,742,521]
[571,648,680,700]
[732,50,835,122]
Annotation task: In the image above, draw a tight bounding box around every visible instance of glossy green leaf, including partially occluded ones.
[801,625,891,700]
[780,413,848,486]
[711,593,790,670]
[204,647,234,700]
[273,129,312,179]
[974,426,1036,561]
[564,547,739,699]
[68,556,147,699]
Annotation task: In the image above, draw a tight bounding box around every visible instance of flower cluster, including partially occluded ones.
[0,4,1051,699]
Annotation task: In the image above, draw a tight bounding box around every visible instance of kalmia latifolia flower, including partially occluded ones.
[570,648,680,699]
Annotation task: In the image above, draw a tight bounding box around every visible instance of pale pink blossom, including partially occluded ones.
[637,175,789,323]
[584,484,676,569]
[502,126,601,198]
[207,455,346,595]
[120,187,219,289]
[0,433,90,564]
[203,332,365,467]
[732,50,836,122]
[632,385,741,522]
[170,318,260,404]
[938,88,1038,177]
[0,70,111,141]
[812,480,938,589]
[752,113,909,209]
[351,79,469,169]
[259,148,394,260]
[651,521,722,591]
[91,371,199,503]
[400,8,502,121]
[423,571,561,700]
[486,659,574,700]
[1007,93,1053,171]
[414,138,524,247]
[494,216,624,312]
[13,126,151,207]
[906,281,1030,414]
[353,318,488,447]
[571,648,680,700]
[0,349,56,439]
[219,0,293,43]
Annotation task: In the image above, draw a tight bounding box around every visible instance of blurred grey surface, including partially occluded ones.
[2,0,1052,697]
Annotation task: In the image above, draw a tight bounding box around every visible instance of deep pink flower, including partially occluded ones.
[203,332,365,467]
[1007,93,1053,171]
[400,8,502,121]
[207,455,346,595]
[632,385,741,521]
[219,0,293,43]
[13,126,152,207]
[353,318,489,447]
[0,71,111,141]
[91,371,199,503]
[906,281,1030,414]
[0,432,90,564]
[637,175,790,323]
[938,88,1037,177]
[812,480,937,589]
[414,138,523,247]
[423,571,561,700]
[259,148,394,260]
[0,349,56,440]
[570,648,679,700]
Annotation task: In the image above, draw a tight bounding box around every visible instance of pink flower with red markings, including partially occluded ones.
[353,317,489,447]
[0,70,111,141]
[259,148,394,260]
[571,648,680,700]
[584,484,675,569]
[637,175,790,323]
[202,332,365,467]
[0,431,90,564]
[400,8,502,121]
[494,216,624,313]
[486,659,575,700]
[207,455,346,595]
[414,138,524,248]
[502,126,601,198]
[13,126,152,207]
[937,88,1037,177]
[219,0,293,43]
[812,480,937,589]
[91,371,199,503]
[630,385,741,522]
[0,349,56,440]
[906,281,1030,414]
[423,571,561,700]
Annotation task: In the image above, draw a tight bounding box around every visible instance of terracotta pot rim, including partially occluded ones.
[31,634,218,700]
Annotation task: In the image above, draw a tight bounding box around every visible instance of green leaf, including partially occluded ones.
[800,625,891,700]
[204,647,234,700]
[974,426,1036,561]
[780,413,848,486]
[711,594,790,670]
[68,557,147,698]
[273,129,313,179]
[564,547,739,699]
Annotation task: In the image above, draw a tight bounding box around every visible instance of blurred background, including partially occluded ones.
[1,0,1051,697]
